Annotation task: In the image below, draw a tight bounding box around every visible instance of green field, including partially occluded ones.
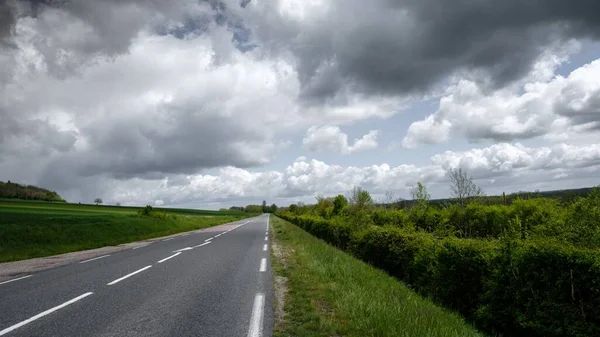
[270,216,482,337]
[0,199,252,262]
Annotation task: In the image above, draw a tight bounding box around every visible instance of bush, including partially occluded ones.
[277,212,600,337]
[372,209,410,228]
[443,204,512,238]
[137,205,171,220]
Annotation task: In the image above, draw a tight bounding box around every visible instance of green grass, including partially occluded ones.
[0,200,252,262]
[0,199,247,216]
[270,216,484,337]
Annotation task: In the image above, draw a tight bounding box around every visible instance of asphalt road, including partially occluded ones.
[0,214,273,337]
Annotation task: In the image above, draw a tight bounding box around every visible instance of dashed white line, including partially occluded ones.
[172,247,193,252]
[79,255,110,264]
[247,293,265,337]
[204,237,213,242]
[259,258,267,272]
[133,244,150,250]
[0,292,93,336]
[157,252,181,264]
[162,238,174,242]
[0,275,32,285]
[107,265,152,286]
[264,236,268,241]
[192,242,211,248]
[263,244,267,252]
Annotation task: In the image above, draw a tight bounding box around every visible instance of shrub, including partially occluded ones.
[372,208,410,228]
[277,212,600,337]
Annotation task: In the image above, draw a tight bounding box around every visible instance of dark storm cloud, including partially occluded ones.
[73,108,270,180]
[0,1,16,42]
[249,0,600,103]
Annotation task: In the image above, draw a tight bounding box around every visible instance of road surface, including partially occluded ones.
[0,214,273,337]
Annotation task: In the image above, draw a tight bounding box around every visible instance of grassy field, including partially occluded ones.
[0,200,252,262]
[270,216,483,337]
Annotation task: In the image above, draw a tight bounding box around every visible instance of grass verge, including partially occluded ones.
[270,216,484,337]
[0,201,251,262]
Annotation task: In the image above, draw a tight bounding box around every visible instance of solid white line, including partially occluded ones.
[0,275,32,285]
[107,265,152,285]
[204,237,213,242]
[247,293,265,337]
[162,238,174,242]
[157,252,181,264]
[192,242,211,248]
[263,244,267,251]
[259,258,267,272]
[0,292,93,336]
[79,255,110,264]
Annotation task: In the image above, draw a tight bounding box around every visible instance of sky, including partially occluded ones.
[1,0,600,209]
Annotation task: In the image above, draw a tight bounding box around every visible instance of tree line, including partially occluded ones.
[0,181,65,202]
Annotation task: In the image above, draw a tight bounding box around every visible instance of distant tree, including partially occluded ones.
[383,189,396,205]
[347,186,373,212]
[116,202,122,207]
[314,196,334,218]
[94,198,103,205]
[411,182,430,207]
[447,168,484,206]
[332,194,348,215]
[269,203,278,213]
[262,200,267,213]
[245,204,263,213]
[288,204,298,214]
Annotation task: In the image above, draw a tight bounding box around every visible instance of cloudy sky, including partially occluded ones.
[1,0,600,209]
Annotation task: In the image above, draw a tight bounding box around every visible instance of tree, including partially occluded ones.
[262,200,267,213]
[347,186,373,212]
[410,182,430,207]
[289,204,298,214]
[332,194,348,215]
[269,203,278,213]
[314,196,333,218]
[116,202,122,207]
[94,198,103,205]
[447,168,484,206]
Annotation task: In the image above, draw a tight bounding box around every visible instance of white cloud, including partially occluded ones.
[101,142,600,208]
[303,125,379,154]
[403,55,600,148]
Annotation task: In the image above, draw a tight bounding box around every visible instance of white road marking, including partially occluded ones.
[204,237,213,242]
[259,258,267,272]
[0,275,32,285]
[157,252,181,264]
[215,234,221,237]
[172,247,193,252]
[133,244,149,250]
[247,293,265,337]
[264,236,268,241]
[0,292,93,336]
[192,242,211,248]
[79,255,110,264]
[162,238,174,242]
[263,244,267,251]
[107,265,152,285]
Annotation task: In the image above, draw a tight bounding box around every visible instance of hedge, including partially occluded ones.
[277,212,600,337]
